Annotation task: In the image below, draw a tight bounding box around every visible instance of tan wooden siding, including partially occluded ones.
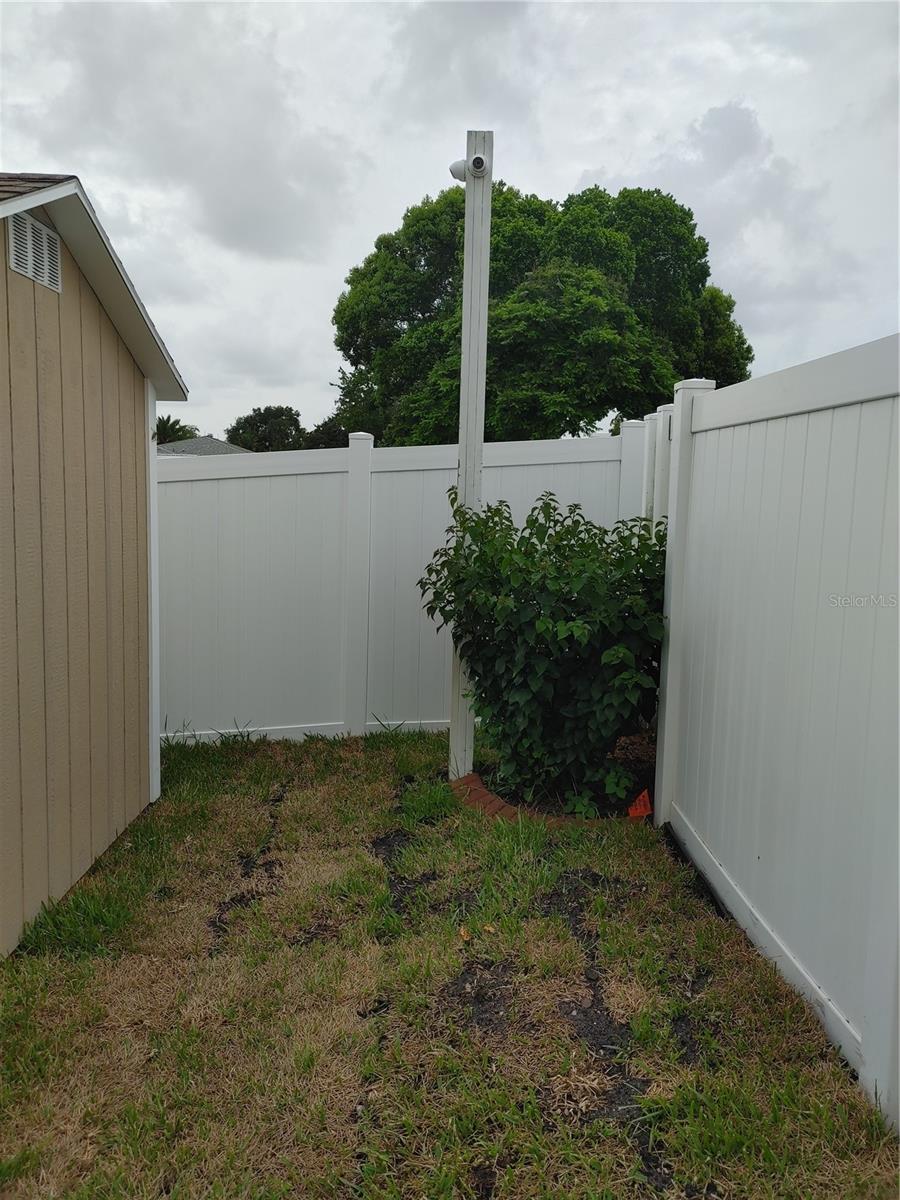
[1,222,150,953]
[0,250,23,946]
[80,278,110,862]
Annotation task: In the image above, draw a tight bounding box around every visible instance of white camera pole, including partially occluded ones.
[448,130,493,780]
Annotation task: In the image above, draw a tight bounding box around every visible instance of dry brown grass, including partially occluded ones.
[602,968,657,1023]
[542,1062,614,1121]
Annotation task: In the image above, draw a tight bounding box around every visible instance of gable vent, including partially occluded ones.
[8,210,62,292]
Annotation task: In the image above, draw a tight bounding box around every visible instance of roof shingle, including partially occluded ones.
[0,173,78,202]
[157,435,250,456]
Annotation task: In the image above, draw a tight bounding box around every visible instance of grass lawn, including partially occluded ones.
[1,732,895,1198]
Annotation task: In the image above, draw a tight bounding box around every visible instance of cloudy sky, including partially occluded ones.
[1,1,896,437]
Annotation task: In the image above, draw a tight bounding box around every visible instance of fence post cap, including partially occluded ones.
[674,378,716,393]
[348,431,375,443]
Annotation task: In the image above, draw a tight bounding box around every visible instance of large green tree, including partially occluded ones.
[320,183,752,446]
[226,405,308,452]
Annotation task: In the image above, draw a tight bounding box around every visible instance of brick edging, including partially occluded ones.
[450,773,650,826]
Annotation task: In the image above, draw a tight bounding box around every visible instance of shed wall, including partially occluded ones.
[0,219,150,953]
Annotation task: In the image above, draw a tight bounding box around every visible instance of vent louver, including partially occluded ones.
[8,210,62,292]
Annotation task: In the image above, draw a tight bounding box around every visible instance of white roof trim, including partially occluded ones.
[0,179,187,402]
[0,178,83,218]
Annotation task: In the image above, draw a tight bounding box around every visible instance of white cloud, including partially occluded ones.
[584,94,895,372]
[1,1,895,434]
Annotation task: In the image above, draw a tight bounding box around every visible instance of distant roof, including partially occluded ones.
[0,172,187,402]
[158,435,250,456]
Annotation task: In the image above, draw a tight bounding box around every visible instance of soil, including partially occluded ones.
[562,980,631,1059]
[661,827,733,921]
[671,1013,702,1065]
[685,968,711,998]
[609,731,657,788]
[207,781,287,955]
[357,996,391,1019]
[443,959,515,1032]
[368,828,440,923]
[537,869,605,944]
[531,872,714,1196]
[208,890,255,951]
[557,973,675,1193]
[471,1162,497,1198]
[431,886,479,917]
[288,914,341,947]
[238,852,281,881]
[370,828,413,866]
[387,869,437,915]
[537,869,637,945]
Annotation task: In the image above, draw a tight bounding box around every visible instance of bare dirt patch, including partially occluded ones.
[543,874,683,1194]
[388,868,438,915]
[288,914,342,947]
[206,780,291,955]
[368,828,440,920]
[444,959,516,1032]
[470,1161,497,1198]
[357,995,391,1019]
[431,884,479,917]
[369,828,413,866]
[562,979,630,1059]
[671,1012,702,1065]
[537,869,638,945]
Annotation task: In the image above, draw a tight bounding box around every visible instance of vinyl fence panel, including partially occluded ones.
[655,336,899,1124]
[158,430,645,742]
[158,455,349,741]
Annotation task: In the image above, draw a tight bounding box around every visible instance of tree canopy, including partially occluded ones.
[226,405,308,452]
[318,183,753,446]
[155,414,199,445]
[302,412,348,449]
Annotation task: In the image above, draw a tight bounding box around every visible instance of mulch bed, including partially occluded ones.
[457,731,657,824]
[451,773,651,826]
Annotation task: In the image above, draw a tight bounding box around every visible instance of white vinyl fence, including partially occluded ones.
[157,426,650,742]
[655,335,899,1123]
[158,336,898,1122]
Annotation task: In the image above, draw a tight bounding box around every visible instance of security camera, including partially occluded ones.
[449,153,490,182]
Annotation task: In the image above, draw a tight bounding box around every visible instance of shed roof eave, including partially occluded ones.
[0,178,188,402]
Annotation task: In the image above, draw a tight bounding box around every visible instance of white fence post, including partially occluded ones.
[641,412,658,518]
[618,420,646,519]
[653,403,675,519]
[653,380,715,825]
[449,130,493,781]
[344,432,374,735]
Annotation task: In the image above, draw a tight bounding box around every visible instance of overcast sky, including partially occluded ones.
[1,2,896,437]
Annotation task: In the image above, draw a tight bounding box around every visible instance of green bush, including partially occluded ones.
[419,492,666,813]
